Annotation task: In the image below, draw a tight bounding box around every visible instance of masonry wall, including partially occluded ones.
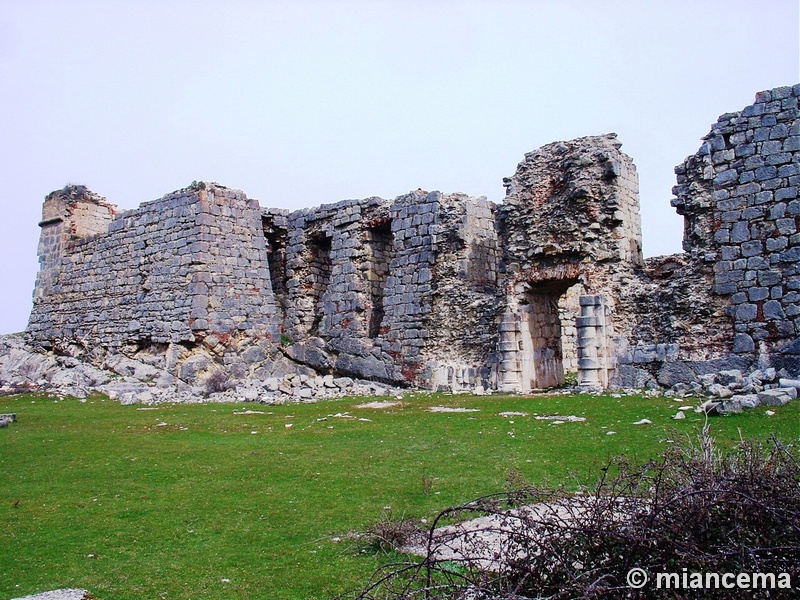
[421,193,501,390]
[278,190,500,388]
[614,84,800,385]
[27,185,279,356]
[280,195,399,382]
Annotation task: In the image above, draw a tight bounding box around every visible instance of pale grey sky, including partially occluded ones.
[1,0,798,334]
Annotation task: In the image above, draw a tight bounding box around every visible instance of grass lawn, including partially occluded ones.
[1,391,798,599]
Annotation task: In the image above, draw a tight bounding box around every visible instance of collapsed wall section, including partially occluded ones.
[377,191,438,384]
[279,190,499,388]
[281,196,397,381]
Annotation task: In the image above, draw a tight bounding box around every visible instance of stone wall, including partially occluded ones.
[26,85,800,393]
[614,84,800,386]
[27,184,279,357]
[420,193,501,391]
[280,191,500,389]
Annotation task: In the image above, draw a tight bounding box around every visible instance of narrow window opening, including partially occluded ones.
[364,218,393,338]
[262,216,289,327]
[308,232,333,336]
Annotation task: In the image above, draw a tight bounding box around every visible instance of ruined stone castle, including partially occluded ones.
[26,85,800,393]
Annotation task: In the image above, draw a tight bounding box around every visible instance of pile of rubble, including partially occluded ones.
[664,367,799,414]
[0,334,404,405]
[2,332,798,411]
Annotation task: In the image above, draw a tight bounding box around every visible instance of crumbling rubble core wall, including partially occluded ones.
[496,134,644,391]
[280,196,400,382]
[27,184,279,356]
[421,194,502,391]
[614,84,800,385]
[33,186,117,303]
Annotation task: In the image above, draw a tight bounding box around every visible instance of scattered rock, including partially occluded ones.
[720,399,743,414]
[698,373,717,388]
[758,389,794,406]
[706,383,734,398]
[717,369,743,387]
[355,401,401,409]
[333,377,354,389]
[699,400,724,416]
[729,393,760,408]
[779,378,800,391]
[10,590,92,600]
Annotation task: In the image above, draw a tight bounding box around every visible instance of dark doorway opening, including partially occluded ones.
[518,278,580,389]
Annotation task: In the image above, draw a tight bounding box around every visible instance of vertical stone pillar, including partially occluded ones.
[577,295,609,392]
[497,309,522,392]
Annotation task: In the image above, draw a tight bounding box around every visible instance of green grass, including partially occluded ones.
[1,391,797,599]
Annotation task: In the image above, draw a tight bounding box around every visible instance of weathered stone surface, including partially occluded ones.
[779,378,800,390]
[729,393,760,408]
[717,370,743,386]
[612,365,657,389]
[178,355,212,385]
[706,383,735,398]
[720,398,744,413]
[758,389,794,406]
[656,362,697,387]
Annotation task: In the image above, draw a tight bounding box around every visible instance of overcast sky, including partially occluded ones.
[0,0,797,334]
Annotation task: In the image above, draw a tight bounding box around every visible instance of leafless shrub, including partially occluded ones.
[361,511,426,555]
[348,433,800,599]
[421,472,436,496]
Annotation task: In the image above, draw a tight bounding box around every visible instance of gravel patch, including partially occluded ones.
[534,415,586,422]
[354,401,401,409]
